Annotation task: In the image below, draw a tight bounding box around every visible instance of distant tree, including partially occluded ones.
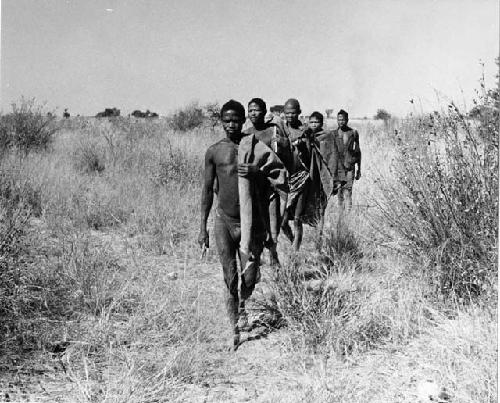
[374,109,391,122]
[96,107,120,118]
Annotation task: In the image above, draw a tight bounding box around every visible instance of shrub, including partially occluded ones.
[169,102,204,131]
[374,93,498,301]
[0,98,57,155]
[374,108,391,122]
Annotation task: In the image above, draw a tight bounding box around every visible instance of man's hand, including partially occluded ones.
[198,229,209,249]
[355,168,361,180]
[238,163,259,178]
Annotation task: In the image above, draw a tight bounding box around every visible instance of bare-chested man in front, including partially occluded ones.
[243,98,292,266]
[199,100,287,351]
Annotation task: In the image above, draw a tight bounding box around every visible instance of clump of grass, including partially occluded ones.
[73,138,106,174]
[0,97,57,155]
[319,218,364,269]
[258,230,426,356]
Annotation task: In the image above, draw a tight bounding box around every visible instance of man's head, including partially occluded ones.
[220,100,246,140]
[309,111,324,133]
[284,98,301,125]
[337,109,349,129]
[248,98,267,126]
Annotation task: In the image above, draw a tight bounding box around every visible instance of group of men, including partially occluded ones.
[198,98,361,350]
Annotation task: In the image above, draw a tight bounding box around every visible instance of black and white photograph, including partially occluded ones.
[0,0,498,401]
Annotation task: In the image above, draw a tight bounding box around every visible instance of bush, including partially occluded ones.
[374,92,498,301]
[169,102,204,131]
[374,108,391,122]
[0,98,57,155]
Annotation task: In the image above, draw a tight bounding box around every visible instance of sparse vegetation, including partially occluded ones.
[0,98,57,155]
[0,76,497,401]
[373,89,498,301]
[169,101,205,131]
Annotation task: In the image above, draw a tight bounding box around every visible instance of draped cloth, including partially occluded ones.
[284,129,327,227]
[238,133,288,278]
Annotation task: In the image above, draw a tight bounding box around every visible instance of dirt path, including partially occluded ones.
[0,228,308,402]
[0,226,471,403]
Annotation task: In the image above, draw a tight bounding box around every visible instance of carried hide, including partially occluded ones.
[238,134,288,275]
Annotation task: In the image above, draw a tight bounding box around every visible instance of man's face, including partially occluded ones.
[248,102,266,125]
[308,117,322,133]
[284,104,300,124]
[337,114,348,129]
[221,109,244,139]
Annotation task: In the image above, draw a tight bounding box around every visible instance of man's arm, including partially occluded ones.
[199,147,216,248]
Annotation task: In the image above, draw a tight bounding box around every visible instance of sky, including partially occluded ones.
[1,0,498,117]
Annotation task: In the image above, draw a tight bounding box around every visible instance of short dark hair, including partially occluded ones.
[310,111,324,125]
[221,100,245,119]
[337,109,348,119]
[285,98,301,110]
[248,98,267,112]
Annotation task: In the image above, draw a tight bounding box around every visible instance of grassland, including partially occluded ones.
[0,104,497,402]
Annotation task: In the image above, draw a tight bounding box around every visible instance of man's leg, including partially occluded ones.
[214,214,240,350]
[317,212,325,251]
[345,188,353,211]
[344,171,354,211]
[338,188,345,210]
[268,195,280,266]
[293,219,303,251]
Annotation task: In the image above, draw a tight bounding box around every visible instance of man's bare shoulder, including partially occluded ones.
[206,138,232,153]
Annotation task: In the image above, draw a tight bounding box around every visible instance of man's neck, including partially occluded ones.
[288,120,301,129]
[227,133,243,144]
[253,121,266,131]
[339,126,350,132]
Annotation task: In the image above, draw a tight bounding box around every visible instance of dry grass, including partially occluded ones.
[0,100,496,402]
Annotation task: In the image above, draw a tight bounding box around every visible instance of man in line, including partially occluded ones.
[334,109,361,211]
[243,98,292,266]
[281,99,327,251]
[199,100,287,351]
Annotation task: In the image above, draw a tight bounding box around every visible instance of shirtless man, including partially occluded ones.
[199,100,287,350]
[243,98,291,265]
[334,109,361,211]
